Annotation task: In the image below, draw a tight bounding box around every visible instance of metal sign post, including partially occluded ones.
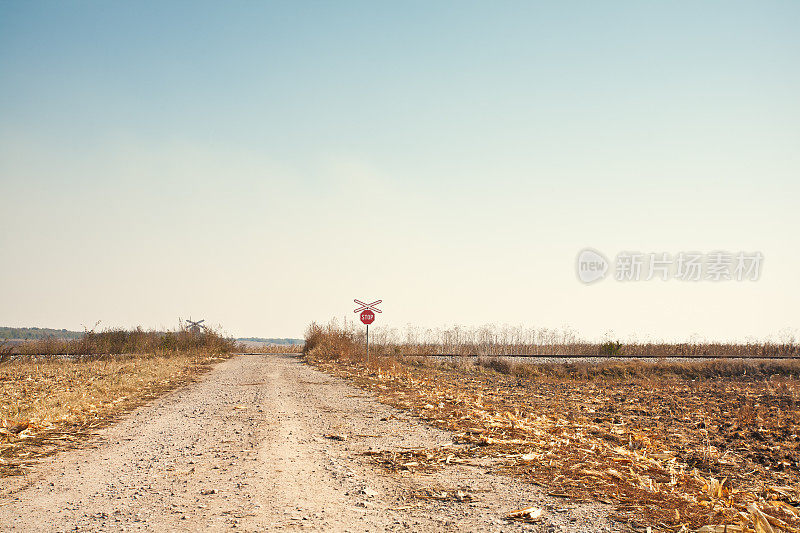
[354,299,381,365]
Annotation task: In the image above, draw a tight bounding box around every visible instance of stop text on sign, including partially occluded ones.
[360,310,375,324]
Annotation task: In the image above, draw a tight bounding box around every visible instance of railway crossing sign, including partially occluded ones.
[186,318,205,335]
[354,299,381,364]
[353,299,382,314]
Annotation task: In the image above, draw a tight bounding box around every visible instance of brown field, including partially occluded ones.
[304,323,800,532]
[237,342,304,354]
[0,328,238,477]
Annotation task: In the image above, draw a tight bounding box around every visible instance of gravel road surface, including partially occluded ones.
[0,355,616,532]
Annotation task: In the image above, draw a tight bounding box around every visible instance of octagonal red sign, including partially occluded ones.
[360,310,375,325]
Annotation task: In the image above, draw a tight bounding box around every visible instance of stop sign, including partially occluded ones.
[360,310,375,325]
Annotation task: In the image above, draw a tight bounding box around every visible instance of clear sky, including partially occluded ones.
[1,1,798,341]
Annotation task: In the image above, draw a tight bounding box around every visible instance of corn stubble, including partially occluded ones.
[305,322,800,532]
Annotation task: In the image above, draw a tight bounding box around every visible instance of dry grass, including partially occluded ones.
[305,323,800,532]
[473,356,800,380]
[331,321,799,357]
[8,326,240,356]
[241,343,304,354]
[0,327,237,477]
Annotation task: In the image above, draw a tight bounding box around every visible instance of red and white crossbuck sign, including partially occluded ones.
[353,299,382,314]
[354,299,381,362]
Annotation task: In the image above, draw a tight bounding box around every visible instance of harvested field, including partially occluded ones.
[306,339,800,532]
[235,343,304,354]
[0,350,233,477]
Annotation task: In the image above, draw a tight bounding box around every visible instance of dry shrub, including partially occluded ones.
[303,322,409,380]
[12,326,240,356]
[0,343,14,363]
[303,321,360,361]
[477,356,516,375]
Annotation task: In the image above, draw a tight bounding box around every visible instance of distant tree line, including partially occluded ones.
[0,327,84,341]
[237,337,303,345]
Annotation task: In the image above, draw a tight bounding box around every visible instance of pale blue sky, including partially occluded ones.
[1,1,798,340]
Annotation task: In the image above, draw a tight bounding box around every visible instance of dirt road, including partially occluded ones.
[1,355,615,532]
